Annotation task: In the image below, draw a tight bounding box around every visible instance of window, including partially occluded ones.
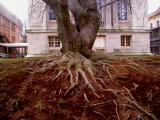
[55,37,60,47]
[97,0,107,10]
[3,18,6,26]
[6,20,10,28]
[157,20,160,27]
[150,23,153,29]
[121,35,131,47]
[11,36,16,42]
[11,23,16,32]
[118,0,128,21]
[48,36,60,48]
[48,7,56,20]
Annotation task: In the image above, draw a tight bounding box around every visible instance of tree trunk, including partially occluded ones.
[42,0,100,58]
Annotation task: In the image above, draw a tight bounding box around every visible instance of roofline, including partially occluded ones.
[149,7,160,18]
[0,3,23,27]
[0,43,28,48]
[150,27,160,31]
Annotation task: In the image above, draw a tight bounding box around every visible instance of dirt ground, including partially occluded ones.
[0,56,160,120]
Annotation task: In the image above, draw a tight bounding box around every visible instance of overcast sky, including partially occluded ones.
[0,0,160,24]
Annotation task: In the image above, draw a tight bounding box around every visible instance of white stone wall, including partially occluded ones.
[27,32,49,55]
[104,0,148,29]
[27,31,150,56]
[28,0,47,30]
[105,32,150,54]
[27,32,59,55]
[131,0,148,29]
[27,0,151,56]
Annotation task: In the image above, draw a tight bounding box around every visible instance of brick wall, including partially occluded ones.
[0,4,22,43]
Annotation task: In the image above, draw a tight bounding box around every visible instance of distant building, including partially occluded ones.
[0,3,27,58]
[149,7,160,29]
[27,0,150,56]
[149,7,160,55]
[0,3,22,43]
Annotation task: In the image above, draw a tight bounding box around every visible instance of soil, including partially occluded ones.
[0,56,160,120]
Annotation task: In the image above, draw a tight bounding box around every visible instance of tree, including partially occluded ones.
[28,1,158,119]
[37,0,115,97]
[34,0,104,98]
[42,0,100,57]
[41,0,132,57]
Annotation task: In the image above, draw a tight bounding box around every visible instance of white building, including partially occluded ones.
[149,7,160,55]
[149,7,160,29]
[27,0,151,56]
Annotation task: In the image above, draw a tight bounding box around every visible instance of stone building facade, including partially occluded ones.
[27,0,150,56]
[149,7,160,55]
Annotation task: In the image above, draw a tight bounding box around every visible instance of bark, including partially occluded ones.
[42,0,101,58]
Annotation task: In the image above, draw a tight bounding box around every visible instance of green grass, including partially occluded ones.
[0,58,43,81]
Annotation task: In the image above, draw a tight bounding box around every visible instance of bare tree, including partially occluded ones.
[41,0,133,57]
[41,0,100,57]
[35,0,130,97]
[28,1,158,119]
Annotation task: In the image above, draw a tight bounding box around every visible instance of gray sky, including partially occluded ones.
[148,0,160,14]
[0,0,28,23]
[0,0,159,24]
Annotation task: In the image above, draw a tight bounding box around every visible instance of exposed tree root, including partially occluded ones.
[29,52,158,120]
[123,87,157,120]
[1,54,160,120]
[33,52,103,98]
[113,100,120,120]
[116,87,158,120]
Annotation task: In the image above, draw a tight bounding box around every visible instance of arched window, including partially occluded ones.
[48,7,56,20]
[117,0,128,21]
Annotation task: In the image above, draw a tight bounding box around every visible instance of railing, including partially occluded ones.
[0,53,9,58]
[150,28,160,39]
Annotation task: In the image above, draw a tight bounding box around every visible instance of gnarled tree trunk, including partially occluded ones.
[42,0,100,58]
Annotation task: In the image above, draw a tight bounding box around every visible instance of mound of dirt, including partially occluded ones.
[0,56,160,120]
